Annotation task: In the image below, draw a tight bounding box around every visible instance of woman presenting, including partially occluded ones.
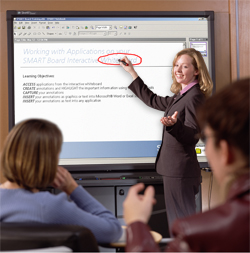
[119,48,213,233]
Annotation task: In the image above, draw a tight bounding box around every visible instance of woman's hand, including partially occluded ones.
[52,166,78,195]
[119,56,138,80]
[123,183,156,225]
[161,111,178,127]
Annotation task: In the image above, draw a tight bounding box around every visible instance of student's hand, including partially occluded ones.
[52,166,78,195]
[161,111,178,127]
[119,56,138,80]
[123,183,156,225]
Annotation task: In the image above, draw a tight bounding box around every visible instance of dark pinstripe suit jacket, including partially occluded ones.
[129,76,205,178]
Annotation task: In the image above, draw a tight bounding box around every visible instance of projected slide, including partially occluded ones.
[14,42,183,158]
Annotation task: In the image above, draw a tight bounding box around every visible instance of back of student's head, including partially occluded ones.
[1,119,63,190]
[198,77,249,167]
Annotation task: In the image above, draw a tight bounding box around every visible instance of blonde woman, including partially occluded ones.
[119,48,213,233]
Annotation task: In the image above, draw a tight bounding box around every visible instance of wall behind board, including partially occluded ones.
[0,0,249,210]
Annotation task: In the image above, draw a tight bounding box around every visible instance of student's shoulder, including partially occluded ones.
[37,190,68,203]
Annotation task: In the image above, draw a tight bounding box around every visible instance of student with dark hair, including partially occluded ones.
[119,48,213,232]
[0,119,122,244]
[123,78,250,252]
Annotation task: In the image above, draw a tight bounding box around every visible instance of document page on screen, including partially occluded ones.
[12,16,210,163]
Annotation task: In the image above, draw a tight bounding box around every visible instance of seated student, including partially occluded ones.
[123,78,250,252]
[0,119,122,244]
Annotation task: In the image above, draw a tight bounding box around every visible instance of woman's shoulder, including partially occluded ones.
[183,86,205,106]
[0,187,65,199]
[0,187,31,196]
[0,188,65,210]
[187,84,205,96]
[36,190,68,203]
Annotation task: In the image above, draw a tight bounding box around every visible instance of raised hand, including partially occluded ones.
[52,166,78,195]
[119,56,138,80]
[123,183,156,225]
[161,111,178,127]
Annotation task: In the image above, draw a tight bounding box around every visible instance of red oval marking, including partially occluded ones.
[97,53,142,66]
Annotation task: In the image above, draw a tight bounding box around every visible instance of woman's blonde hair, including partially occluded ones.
[171,48,213,97]
[1,119,62,191]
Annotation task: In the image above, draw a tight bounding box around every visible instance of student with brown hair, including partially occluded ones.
[123,78,250,252]
[119,48,213,231]
[0,119,122,244]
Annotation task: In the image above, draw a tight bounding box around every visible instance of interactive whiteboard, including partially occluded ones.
[7,11,215,170]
